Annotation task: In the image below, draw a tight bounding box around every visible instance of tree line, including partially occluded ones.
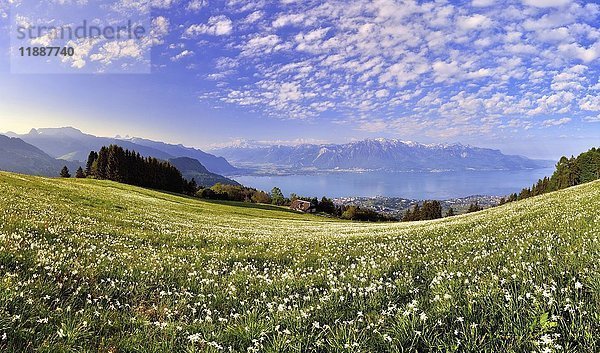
[60,145,197,194]
[500,147,600,205]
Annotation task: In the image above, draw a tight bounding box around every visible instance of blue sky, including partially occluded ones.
[0,0,599,159]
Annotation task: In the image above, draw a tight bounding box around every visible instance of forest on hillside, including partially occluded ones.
[501,147,600,204]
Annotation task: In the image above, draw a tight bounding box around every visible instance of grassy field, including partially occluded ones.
[0,171,599,352]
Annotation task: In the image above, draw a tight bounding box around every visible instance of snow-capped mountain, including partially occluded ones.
[212,138,554,172]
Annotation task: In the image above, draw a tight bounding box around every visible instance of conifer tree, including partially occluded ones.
[60,166,71,178]
[85,151,98,176]
[467,202,483,213]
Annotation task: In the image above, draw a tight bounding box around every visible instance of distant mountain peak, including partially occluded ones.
[212,138,552,172]
[31,127,85,137]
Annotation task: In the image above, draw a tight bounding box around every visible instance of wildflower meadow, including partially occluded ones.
[0,172,599,352]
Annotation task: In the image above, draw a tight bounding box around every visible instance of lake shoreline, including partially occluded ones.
[232,168,557,200]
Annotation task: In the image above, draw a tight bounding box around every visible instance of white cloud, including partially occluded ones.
[152,0,177,8]
[358,119,388,133]
[542,117,572,126]
[89,39,144,65]
[171,50,194,61]
[550,65,587,91]
[580,95,600,111]
[240,34,286,56]
[457,14,492,31]
[432,61,460,82]
[272,13,305,28]
[61,37,104,69]
[583,114,600,123]
[215,57,239,70]
[466,68,493,79]
[278,82,303,101]
[244,11,264,24]
[472,0,495,7]
[185,16,233,37]
[152,16,170,39]
[558,42,600,63]
[522,0,572,8]
[173,0,600,138]
[186,0,207,12]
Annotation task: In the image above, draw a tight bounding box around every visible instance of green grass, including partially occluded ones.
[0,171,599,352]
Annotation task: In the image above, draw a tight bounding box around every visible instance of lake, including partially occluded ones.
[233,168,556,199]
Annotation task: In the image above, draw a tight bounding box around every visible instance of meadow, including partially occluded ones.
[0,171,599,352]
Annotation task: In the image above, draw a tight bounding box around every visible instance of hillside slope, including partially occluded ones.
[0,135,79,176]
[0,172,599,352]
[168,157,240,187]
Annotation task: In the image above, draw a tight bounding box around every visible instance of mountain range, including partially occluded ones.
[0,128,238,186]
[212,139,554,173]
[5,127,238,175]
[0,135,80,177]
[2,127,554,180]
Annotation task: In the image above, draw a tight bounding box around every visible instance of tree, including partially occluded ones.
[251,191,271,204]
[421,200,442,220]
[184,178,198,195]
[518,188,531,200]
[340,205,391,222]
[317,197,336,214]
[467,202,483,213]
[197,187,216,199]
[402,204,421,222]
[271,187,285,206]
[341,206,358,220]
[60,166,71,178]
[106,145,125,182]
[86,145,185,193]
[75,167,85,178]
[95,146,109,179]
[85,151,98,176]
[446,207,455,217]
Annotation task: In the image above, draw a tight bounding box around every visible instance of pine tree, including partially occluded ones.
[95,147,109,179]
[184,178,198,195]
[75,167,85,178]
[85,151,98,176]
[317,197,336,214]
[446,207,455,217]
[106,145,124,182]
[60,166,71,178]
[467,202,483,213]
[402,204,422,222]
[421,200,442,220]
